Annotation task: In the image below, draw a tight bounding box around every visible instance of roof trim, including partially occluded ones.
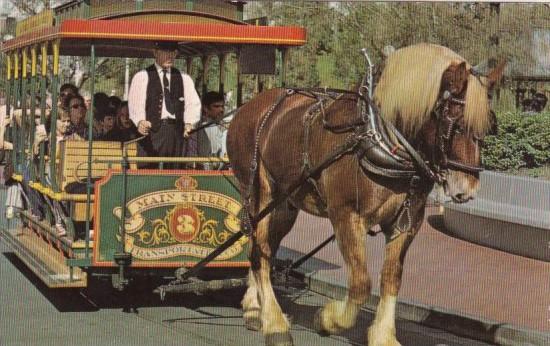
[2,19,306,53]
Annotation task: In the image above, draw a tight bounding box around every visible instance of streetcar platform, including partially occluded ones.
[279,206,550,345]
[0,226,88,288]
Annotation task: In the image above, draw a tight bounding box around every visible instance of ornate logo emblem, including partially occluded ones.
[175,175,198,191]
[169,204,200,242]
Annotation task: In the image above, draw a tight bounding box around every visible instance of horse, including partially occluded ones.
[226,43,505,346]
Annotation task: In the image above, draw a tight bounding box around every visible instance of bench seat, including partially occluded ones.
[57,140,137,221]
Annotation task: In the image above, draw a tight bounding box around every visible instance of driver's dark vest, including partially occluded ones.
[145,65,184,132]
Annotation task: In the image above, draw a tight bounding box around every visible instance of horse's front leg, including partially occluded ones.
[315,210,371,335]
[368,208,425,346]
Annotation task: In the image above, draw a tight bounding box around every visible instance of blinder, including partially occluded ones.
[432,90,485,175]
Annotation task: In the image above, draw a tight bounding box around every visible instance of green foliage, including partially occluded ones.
[482,111,550,171]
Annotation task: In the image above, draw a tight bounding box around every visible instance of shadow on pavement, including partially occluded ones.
[277,246,341,272]
[3,251,246,313]
[426,214,447,233]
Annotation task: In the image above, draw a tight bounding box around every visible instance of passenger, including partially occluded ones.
[33,109,82,155]
[0,100,13,153]
[64,94,88,139]
[92,92,110,138]
[103,101,139,142]
[33,110,82,236]
[59,83,79,105]
[97,111,117,141]
[5,95,53,221]
[196,91,229,169]
[128,41,201,167]
[81,91,92,111]
[108,95,122,113]
[1,101,19,219]
[11,94,51,130]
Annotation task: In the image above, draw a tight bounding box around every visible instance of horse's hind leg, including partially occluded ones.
[315,210,371,335]
[242,200,298,333]
[241,166,299,346]
[368,213,423,346]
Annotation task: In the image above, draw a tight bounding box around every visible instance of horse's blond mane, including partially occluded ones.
[374,43,491,137]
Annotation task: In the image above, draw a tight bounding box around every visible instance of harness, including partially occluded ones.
[240,77,485,241]
[156,57,487,297]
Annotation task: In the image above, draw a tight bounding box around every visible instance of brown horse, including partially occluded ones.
[227,43,504,346]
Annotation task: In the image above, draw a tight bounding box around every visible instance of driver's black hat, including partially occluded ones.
[154,41,179,51]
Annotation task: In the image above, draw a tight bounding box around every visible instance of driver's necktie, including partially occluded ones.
[162,68,174,114]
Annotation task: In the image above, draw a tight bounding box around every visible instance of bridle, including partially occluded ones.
[431,90,484,180]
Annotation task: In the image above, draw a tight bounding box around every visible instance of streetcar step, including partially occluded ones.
[0,228,87,288]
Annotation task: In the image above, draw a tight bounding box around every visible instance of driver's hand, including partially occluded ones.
[183,123,193,138]
[137,120,152,135]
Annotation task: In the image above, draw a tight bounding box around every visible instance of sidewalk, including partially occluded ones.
[279,206,550,345]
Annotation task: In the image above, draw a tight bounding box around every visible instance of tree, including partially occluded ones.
[7,0,49,16]
[245,1,338,88]
[243,2,547,113]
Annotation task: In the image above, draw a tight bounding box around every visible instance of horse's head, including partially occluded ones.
[419,61,505,202]
[374,43,505,203]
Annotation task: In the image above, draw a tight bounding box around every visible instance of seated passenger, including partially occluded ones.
[97,112,116,141]
[64,94,88,139]
[81,91,92,111]
[1,100,13,153]
[59,84,78,110]
[196,91,229,169]
[92,92,110,139]
[32,110,82,236]
[108,95,122,113]
[102,101,139,143]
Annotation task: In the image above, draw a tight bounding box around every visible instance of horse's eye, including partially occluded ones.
[473,134,485,144]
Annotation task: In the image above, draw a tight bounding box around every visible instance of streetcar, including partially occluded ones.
[0,0,306,291]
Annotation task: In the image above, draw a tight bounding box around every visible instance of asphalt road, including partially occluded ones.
[0,240,495,346]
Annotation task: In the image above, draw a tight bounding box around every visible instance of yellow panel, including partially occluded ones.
[15,10,54,37]
[72,202,93,222]
[194,0,237,20]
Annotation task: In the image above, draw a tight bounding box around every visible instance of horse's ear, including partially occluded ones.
[443,61,469,95]
[487,60,507,90]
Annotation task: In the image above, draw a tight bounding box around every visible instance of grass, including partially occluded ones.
[515,165,550,180]
[316,54,346,89]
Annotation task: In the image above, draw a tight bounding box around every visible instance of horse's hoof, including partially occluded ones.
[265,332,294,346]
[313,308,330,336]
[244,316,262,331]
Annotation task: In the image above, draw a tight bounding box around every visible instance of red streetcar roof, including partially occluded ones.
[1,19,307,57]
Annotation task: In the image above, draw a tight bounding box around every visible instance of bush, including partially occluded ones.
[482,111,550,171]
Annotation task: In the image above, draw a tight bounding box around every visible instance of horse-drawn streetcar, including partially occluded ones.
[0,1,305,291]
[2,2,507,346]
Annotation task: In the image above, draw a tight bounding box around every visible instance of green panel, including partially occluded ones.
[96,172,248,267]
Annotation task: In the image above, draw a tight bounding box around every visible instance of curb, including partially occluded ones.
[297,270,550,346]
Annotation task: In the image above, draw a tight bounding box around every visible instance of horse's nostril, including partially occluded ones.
[453,193,470,203]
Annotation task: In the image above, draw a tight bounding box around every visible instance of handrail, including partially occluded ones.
[27,181,94,202]
[93,157,230,163]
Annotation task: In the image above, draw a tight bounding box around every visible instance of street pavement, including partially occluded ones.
[279,207,550,345]
[0,239,493,346]
[1,181,548,345]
